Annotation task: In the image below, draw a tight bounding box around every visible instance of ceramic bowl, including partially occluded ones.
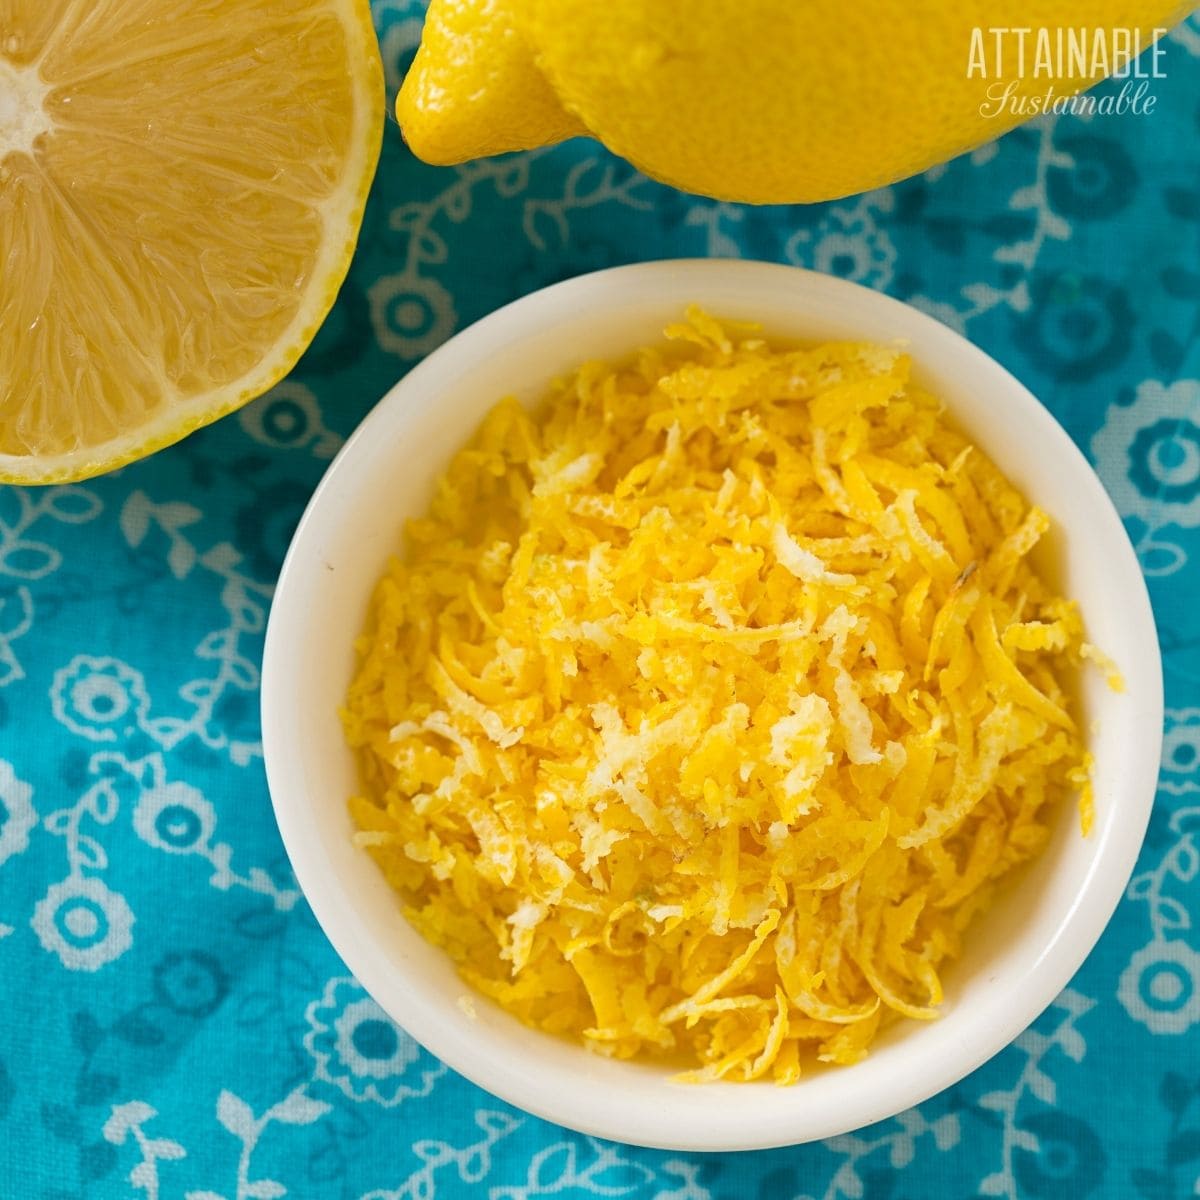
[262,259,1161,1151]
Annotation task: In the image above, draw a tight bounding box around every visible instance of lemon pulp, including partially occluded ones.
[0,0,384,483]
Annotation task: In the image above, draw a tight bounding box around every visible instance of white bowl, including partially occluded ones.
[262,259,1161,1151]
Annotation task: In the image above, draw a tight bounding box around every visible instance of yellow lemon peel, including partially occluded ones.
[344,309,1104,1082]
[398,0,1191,204]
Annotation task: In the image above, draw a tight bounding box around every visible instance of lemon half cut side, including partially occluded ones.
[0,0,384,484]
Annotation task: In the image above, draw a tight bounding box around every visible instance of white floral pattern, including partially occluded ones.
[785,192,898,289]
[51,656,153,743]
[1161,708,1200,795]
[0,758,35,868]
[304,977,446,1108]
[1120,941,1200,1036]
[369,272,458,360]
[132,782,216,855]
[1092,380,1200,533]
[32,875,134,973]
[1121,710,1200,1044]
[238,383,342,460]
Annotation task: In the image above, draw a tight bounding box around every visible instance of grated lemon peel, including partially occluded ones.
[343,308,1106,1083]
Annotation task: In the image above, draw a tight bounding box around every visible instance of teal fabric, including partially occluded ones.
[2,6,1200,1196]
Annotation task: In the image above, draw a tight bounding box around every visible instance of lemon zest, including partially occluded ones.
[344,309,1099,1081]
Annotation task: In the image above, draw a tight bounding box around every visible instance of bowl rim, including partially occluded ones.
[262,258,1162,1151]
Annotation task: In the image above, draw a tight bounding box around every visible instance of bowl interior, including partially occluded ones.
[262,260,1161,1151]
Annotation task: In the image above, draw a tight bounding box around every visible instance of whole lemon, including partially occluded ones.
[399,0,1191,203]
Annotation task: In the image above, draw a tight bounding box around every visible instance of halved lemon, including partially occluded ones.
[0,0,384,483]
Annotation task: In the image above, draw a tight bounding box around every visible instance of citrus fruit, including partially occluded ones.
[397,0,585,163]
[398,0,1190,204]
[0,0,384,484]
